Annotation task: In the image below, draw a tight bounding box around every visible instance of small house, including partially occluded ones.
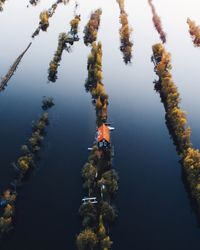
[97,124,111,149]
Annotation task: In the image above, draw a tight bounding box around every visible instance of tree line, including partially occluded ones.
[0,98,54,238]
[76,43,119,250]
[48,15,81,82]
[116,0,133,64]
[152,43,200,213]
[83,9,102,46]
[148,0,166,43]
[85,42,108,126]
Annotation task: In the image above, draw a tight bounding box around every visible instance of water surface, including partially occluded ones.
[0,1,200,249]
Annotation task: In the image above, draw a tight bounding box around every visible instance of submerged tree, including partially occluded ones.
[116,0,133,64]
[148,0,166,43]
[83,9,102,45]
[32,0,68,38]
[48,15,81,82]
[79,203,98,227]
[152,43,200,214]
[76,229,98,250]
[187,18,200,47]
[0,42,32,92]
[119,12,133,64]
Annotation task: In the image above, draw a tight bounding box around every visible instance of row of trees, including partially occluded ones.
[85,42,108,126]
[48,15,81,82]
[32,0,68,38]
[0,98,54,237]
[0,42,32,92]
[83,9,102,46]
[187,18,200,46]
[77,145,118,249]
[152,43,200,211]
[116,0,133,64]
[148,0,166,43]
[76,41,119,249]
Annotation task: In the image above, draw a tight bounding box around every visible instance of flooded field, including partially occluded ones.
[1,1,200,249]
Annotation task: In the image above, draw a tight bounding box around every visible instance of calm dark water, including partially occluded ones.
[1,0,200,249]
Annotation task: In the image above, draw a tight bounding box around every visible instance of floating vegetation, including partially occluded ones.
[0,42,32,92]
[32,0,69,38]
[83,8,102,46]
[85,42,108,126]
[0,99,54,237]
[76,42,118,249]
[148,0,166,43]
[0,0,7,11]
[48,15,81,82]
[152,43,200,213]
[187,18,200,47]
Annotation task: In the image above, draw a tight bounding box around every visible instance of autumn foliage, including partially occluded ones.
[187,18,200,47]
[116,0,133,64]
[152,43,200,210]
[148,0,166,43]
[48,16,80,82]
[32,0,68,38]
[85,42,108,125]
[83,9,102,45]
[77,43,118,249]
[119,13,133,64]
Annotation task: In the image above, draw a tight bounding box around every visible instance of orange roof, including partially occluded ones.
[97,124,110,143]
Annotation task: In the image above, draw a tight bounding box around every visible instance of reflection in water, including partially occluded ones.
[116,0,133,64]
[0,42,32,92]
[187,18,200,47]
[148,0,166,43]
[0,100,54,239]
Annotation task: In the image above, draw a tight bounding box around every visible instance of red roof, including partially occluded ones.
[97,124,110,143]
